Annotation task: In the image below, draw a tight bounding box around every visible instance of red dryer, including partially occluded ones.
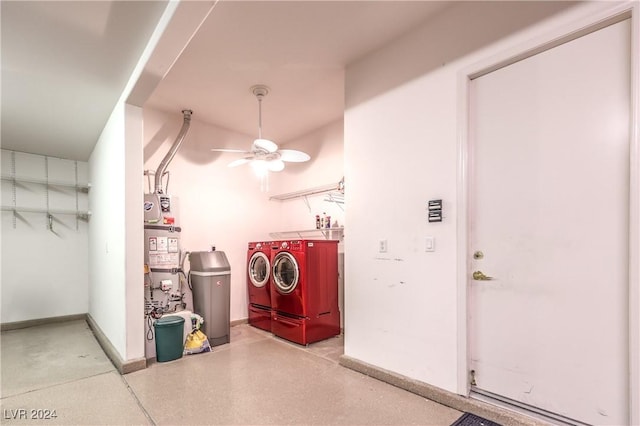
[247,241,272,331]
[270,240,340,345]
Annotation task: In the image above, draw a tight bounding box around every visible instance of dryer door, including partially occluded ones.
[272,252,299,294]
[248,252,270,288]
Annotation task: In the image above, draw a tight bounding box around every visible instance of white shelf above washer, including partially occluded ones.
[269,227,344,241]
[269,183,340,201]
[269,179,345,212]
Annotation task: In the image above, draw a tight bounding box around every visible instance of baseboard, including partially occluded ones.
[338,355,544,426]
[86,314,146,375]
[231,318,248,327]
[1,314,87,331]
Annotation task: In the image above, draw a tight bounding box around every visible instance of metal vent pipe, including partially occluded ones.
[154,109,193,194]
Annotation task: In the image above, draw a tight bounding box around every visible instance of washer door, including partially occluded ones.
[272,252,299,294]
[248,252,270,288]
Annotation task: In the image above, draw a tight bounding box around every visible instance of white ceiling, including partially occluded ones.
[145,1,452,146]
[1,1,169,161]
[1,1,452,161]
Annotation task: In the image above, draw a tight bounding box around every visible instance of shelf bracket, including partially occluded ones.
[11,151,16,229]
[45,157,50,231]
[324,193,345,211]
[75,161,79,230]
[302,195,311,212]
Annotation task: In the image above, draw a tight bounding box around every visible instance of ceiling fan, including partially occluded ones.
[211,85,310,173]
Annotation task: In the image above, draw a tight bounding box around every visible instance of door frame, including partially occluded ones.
[455,2,640,423]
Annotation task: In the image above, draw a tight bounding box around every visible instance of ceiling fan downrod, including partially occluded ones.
[251,85,269,141]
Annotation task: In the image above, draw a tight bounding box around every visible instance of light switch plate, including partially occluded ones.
[425,236,435,252]
[379,239,388,253]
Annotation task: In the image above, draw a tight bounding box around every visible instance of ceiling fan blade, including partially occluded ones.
[211,148,249,153]
[253,138,278,153]
[228,158,251,168]
[279,149,310,162]
[268,159,285,172]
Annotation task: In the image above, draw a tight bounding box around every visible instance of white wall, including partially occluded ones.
[88,103,146,361]
[88,103,128,356]
[270,119,345,233]
[343,1,620,394]
[124,104,145,359]
[143,109,345,322]
[1,150,89,323]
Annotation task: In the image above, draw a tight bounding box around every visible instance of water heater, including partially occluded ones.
[143,110,194,360]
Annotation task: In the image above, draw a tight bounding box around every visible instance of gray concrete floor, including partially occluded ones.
[1,320,463,425]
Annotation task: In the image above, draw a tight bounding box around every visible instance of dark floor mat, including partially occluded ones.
[450,412,502,426]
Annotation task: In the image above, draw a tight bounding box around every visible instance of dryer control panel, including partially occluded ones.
[278,241,303,251]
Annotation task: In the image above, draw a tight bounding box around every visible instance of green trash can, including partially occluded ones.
[154,315,185,362]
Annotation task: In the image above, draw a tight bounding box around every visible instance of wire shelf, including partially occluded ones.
[269,227,344,241]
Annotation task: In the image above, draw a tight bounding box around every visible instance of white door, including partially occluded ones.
[469,19,630,425]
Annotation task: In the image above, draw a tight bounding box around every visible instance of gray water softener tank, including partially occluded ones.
[190,250,231,347]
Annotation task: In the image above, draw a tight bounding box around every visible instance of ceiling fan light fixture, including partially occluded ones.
[268,159,285,172]
[211,85,311,185]
[250,159,269,178]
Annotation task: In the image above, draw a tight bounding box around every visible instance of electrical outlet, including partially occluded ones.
[379,239,388,253]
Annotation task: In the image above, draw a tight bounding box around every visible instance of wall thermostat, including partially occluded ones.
[428,199,443,222]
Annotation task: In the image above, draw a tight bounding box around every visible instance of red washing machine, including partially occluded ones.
[270,240,340,345]
[247,241,273,331]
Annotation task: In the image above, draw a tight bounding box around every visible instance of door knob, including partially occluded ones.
[472,270,494,281]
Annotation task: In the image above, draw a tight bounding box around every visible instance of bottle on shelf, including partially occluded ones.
[315,214,321,230]
[329,220,339,240]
